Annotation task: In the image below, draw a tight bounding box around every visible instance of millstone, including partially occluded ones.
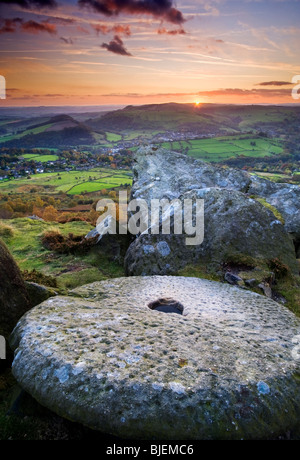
[10,276,300,440]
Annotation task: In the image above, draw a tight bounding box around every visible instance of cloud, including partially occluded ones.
[0,18,22,34]
[93,23,131,36]
[21,20,57,34]
[256,81,293,86]
[77,25,90,34]
[101,87,294,103]
[101,35,132,56]
[49,17,76,25]
[0,17,56,35]
[60,37,74,44]
[101,91,196,98]
[112,24,131,36]
[157,27,186,35]
[0,0,58,8]
[197,88,292,98]
[78,0,186,25]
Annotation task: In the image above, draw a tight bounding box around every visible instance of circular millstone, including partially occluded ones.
[10,276,300,440]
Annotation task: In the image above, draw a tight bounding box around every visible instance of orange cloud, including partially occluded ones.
[0,18,22,34]
[157,27,186,35]
[21,20,57,35]
[0,17,57,35]
[256,81,293,86]
[92,23,131,36]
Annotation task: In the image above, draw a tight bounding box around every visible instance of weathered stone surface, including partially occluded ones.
[0,238,31,339]
[24,282,57,307]
[85,216,130,263]
[248,175,300,242]
[10,276,300,440]
[125,185,298,276]
[224,272,243,285]
[130,145,300,243]
[130,145,251,201]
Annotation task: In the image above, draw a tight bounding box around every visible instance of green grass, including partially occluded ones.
[123,132,142,141]
[22,154,59,162]
[0,217,125,291]
[105,132,122,142]
[68,179,128,195]
[0,218,93,272]
[160,135,285,162]
[0,168,132,195]
[251,171,292,182]
[22,154,38,159]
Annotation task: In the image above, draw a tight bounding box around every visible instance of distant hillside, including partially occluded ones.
[86,102,300,134]
[0,103,300,149]
[86,103,220,133]
[0,114,95,148]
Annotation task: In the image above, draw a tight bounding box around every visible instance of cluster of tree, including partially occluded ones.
[0,187,123,225]
[0,146,133,173]
[218,153,300,174]
[0,194,62,219]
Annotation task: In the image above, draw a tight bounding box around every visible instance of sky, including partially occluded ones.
[0,0,299,106]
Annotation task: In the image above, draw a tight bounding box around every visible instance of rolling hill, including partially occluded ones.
[0,114,95,148]
[85,102,300,135]
[0,103,299,149]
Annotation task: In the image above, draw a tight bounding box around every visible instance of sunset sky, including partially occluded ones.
[0,0,299,106]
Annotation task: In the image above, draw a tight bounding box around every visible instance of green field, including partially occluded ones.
[105,132,122,142]
[0,168,132,195]
[160,135,284,162]
[22,154,59,162]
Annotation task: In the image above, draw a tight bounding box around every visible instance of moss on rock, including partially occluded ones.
[0,239,31,339]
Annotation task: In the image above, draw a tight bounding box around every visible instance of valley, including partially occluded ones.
[0,102,299,294]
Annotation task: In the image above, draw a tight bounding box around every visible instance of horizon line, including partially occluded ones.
[0,101,300,109]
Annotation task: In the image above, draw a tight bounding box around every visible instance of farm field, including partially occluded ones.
[159,135,285,162]
[105,132,122,142]
[22,154,59,162]
[0,168,132,195]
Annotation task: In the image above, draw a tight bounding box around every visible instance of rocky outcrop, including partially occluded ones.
[130,145,251,199]
[9,276,300,440]
[129,146,300,244]
[85,217,131,263]
[0,239,31,340]
[248,174,300,244]
[124,146,299,277]
[125,188,298,276]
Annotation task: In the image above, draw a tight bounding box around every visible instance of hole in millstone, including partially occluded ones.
[147,298,184,315]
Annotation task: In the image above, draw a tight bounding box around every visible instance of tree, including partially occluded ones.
[43,205,58,222]
[108,190,117,199]
[0,203,13,219]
